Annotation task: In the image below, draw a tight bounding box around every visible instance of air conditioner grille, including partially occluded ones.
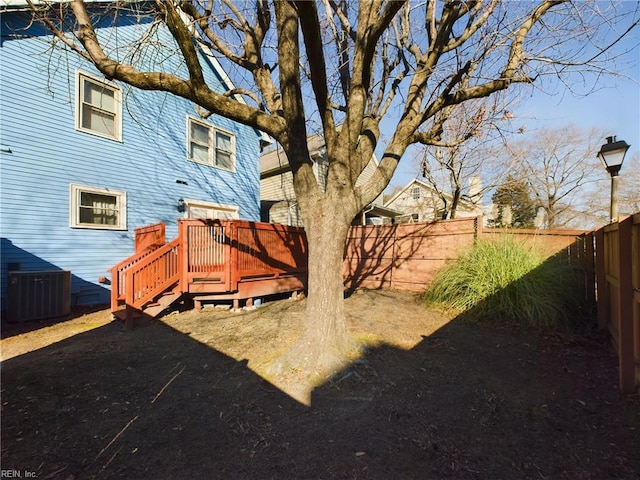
[7,271,71,322]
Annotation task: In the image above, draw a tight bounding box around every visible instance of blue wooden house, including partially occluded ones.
[0,3,266,320]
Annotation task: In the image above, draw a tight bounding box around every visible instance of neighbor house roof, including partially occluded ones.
[260,134,326,176]
[384,178,476,208]
[384,178,442,207]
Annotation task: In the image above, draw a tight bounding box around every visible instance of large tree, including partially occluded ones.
[27,0,639,376]
[415,97,520,220]
[504,126,604,229]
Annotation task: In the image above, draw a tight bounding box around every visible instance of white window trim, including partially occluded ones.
[186,116,236,172]
[181,198,239,219]
[69,183,127,230]
[75,71,123,142]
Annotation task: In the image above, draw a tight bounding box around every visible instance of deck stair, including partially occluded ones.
[109,219,307,325]
[142,287,182,317]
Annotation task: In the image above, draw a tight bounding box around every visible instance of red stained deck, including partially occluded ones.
[110,219,307,321]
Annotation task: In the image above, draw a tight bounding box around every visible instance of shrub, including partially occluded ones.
[423,235,586,330]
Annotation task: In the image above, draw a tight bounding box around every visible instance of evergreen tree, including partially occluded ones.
[492,176,537,228]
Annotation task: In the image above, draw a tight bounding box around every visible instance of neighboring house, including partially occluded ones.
[384,178,482,223]
[260,134,398,226]
[0,3,266,315]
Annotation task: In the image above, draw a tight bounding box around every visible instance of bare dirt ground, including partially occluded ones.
[1,289,639,480]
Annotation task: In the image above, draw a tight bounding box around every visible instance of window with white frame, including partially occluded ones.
[412,186,421,201]
[182,199,239,220]
[76,72,122,141]
[187,117,235,171]
[70,184,126,230]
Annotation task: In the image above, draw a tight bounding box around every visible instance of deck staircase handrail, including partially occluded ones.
[110,222,168,311]
[110,247,160,312]
[125,237,182,310]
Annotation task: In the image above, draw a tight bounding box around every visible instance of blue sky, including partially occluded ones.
[386,12,640,192]
[387,66,639,191]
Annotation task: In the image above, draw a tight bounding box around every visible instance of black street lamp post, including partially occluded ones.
[597,136,630,223]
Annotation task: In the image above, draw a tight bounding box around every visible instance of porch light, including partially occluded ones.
[597,136,630,223]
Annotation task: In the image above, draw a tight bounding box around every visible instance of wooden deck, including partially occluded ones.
[110,219,307,322]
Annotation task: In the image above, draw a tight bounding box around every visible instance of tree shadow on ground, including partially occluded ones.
[313,321,638,479]
[2,302,638,479]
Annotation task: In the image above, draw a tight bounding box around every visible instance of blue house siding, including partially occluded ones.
[0,8,262,309]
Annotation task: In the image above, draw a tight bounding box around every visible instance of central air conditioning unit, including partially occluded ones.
[7,270,71,322]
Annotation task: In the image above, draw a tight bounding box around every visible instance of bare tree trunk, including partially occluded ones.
[546,206,556,229]
[270,197,358,377]
[450,186,462,219]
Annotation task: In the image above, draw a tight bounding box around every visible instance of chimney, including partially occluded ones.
[468,176,482,206]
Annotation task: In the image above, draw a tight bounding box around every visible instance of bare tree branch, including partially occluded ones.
[63,1,284,139]
[155,0,205,88]
[295,0,335,143]
[273,0,317,199]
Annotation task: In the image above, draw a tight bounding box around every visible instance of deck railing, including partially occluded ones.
[134,222,166,253]
[110,219,308,313]
[180,220,232,290]
[127,238,181,310]
[234,221,307,287]
[110,249,157,312]
[110,223,168,312]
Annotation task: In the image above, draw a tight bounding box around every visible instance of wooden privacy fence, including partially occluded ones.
[595,213,640,393]
[344,216,588,292]
[344,217,479,291]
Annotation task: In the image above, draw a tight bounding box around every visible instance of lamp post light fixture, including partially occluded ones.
[597,135,630,223]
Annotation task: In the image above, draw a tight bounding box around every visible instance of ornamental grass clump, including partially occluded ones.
[423,235,585,330]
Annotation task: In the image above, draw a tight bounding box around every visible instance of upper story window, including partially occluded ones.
[76,72,122,141]
[412,186,421,201]
[70,184,127,230]
[187,117,235,171]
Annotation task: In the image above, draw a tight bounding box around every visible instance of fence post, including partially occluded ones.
[584,232,595,311]
[110,265,119,313]
[390,224,397,290]
[617,216,635,393]
[475,215,483,241]
[595,227,608,330]
[229,221,239,292]
[634,214,640,391]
